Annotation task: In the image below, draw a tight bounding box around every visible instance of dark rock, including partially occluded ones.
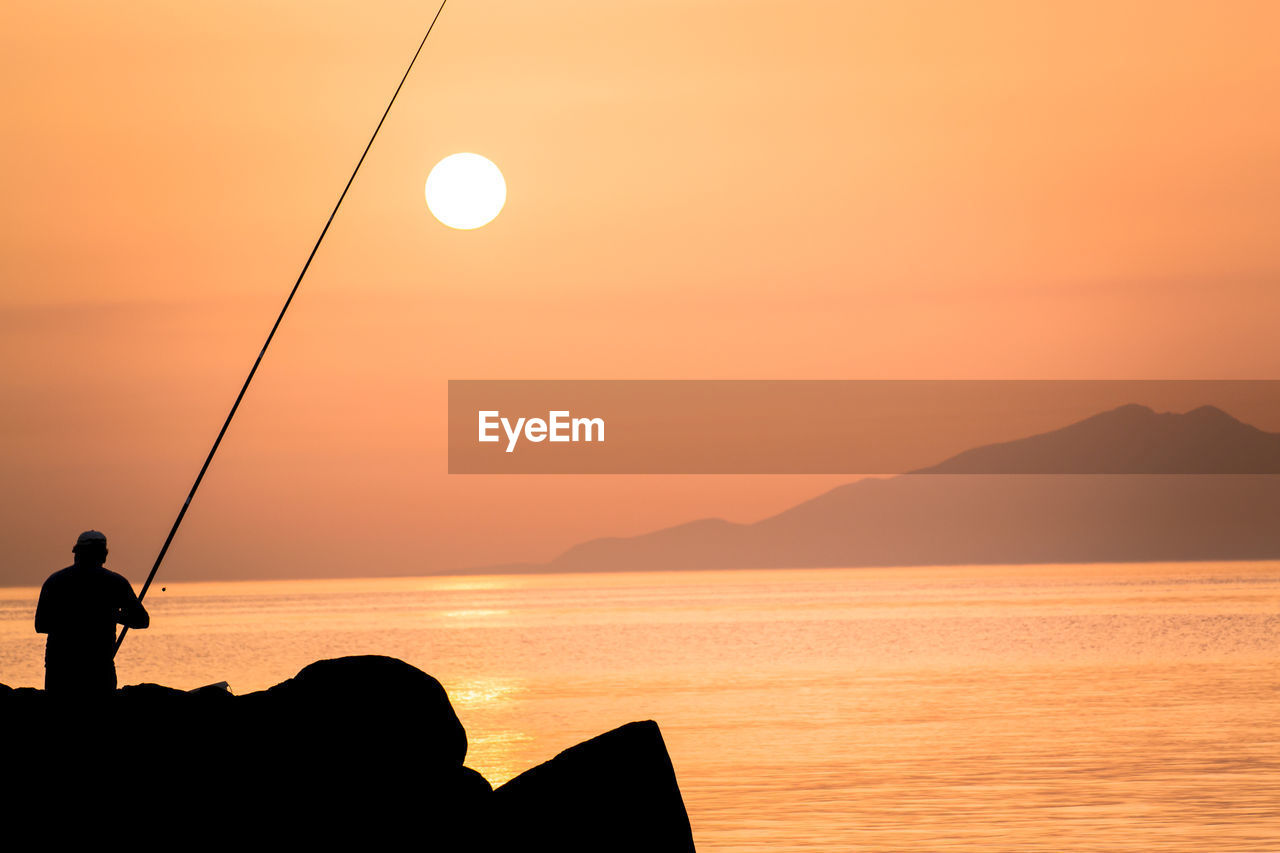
[491,720,696,852]
[1,660,696,852]
[241,654,467,767]
[4,656,489,850]
[234,655,479,848]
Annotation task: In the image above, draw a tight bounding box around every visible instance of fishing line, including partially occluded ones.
[116,0,449,655]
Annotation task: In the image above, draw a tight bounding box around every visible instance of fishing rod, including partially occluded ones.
[116,0,449,655]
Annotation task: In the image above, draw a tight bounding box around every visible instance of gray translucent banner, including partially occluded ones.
[447,380,1280,474]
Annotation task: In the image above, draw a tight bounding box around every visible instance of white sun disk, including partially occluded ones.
[424,153,506,229]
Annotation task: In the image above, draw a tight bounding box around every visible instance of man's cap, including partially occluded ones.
[74,530,107,548]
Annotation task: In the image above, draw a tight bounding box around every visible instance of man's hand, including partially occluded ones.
[116,603,150,630]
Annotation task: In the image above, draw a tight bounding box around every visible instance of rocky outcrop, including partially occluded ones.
[1,656,694,852]
[492,720,697,852]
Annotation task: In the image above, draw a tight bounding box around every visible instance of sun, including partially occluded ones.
[424,153,506,230]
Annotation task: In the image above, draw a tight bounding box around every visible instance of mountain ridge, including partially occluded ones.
[468,404,1280,574]
[911,403,1280,475]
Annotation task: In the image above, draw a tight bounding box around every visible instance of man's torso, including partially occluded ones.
[39,565,128,667]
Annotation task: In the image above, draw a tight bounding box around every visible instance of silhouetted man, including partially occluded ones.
[35,530,149,695]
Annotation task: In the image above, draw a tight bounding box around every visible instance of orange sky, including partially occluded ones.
[3,1,1279,585]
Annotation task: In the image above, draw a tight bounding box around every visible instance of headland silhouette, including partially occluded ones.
[471,404,1280,574]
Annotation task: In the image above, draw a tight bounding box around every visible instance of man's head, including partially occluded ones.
[72,530,108,566]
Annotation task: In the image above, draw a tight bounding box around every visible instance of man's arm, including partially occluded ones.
[116,578,149,630]
[34,580,54,634]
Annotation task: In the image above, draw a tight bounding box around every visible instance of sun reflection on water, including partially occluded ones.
[446,676,529,786]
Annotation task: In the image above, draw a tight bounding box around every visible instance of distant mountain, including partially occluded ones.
[470,405,1280,574]
[913,403,1280,474]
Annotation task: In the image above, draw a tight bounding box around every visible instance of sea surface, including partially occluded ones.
[3,561,1278,851]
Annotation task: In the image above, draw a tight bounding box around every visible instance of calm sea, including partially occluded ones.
[3,562,1278,851]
